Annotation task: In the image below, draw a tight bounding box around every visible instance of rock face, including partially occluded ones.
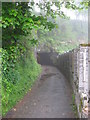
[38,44,90,118]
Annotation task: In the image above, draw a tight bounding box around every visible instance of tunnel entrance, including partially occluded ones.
[37,52,54,66]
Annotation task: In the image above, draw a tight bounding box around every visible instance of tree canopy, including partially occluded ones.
[2,1,88,48]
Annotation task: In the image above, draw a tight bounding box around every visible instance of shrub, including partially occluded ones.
[2,45,41,116]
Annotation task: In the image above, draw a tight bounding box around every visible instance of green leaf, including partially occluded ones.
[3,24,6,28]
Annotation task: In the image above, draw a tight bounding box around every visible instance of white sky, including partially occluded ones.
[33,0,88,21]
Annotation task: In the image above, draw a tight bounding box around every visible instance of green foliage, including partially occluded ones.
[37,17,88,53]
[2,46,41,116]
[79,97,83,113]
[2,1,85,46]
[2,44,26,83]
[80,1,89,9]
[1,1,87,117]
[72,94,78,117]
[2,2,58,46]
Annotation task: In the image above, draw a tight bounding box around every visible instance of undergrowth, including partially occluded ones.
[2,47,41,116]
[72,93,78,118]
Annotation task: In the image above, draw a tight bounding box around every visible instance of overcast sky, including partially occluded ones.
[32,0,88,21]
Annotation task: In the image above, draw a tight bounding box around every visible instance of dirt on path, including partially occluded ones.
[4,66,76,118]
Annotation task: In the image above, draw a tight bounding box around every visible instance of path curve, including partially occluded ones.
[5,66,76,118]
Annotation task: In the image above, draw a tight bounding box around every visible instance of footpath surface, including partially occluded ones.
[5,66,76,118]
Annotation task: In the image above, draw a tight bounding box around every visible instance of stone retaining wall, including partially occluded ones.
[38,45,90,118]
[55,46,90,118]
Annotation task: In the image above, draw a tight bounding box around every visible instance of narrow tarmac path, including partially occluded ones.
[5,66,76,118]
